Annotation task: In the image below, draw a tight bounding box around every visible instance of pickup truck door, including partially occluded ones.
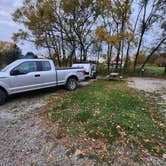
[56,70,66,84]
[9,61,41,93]
[36,61,57,87]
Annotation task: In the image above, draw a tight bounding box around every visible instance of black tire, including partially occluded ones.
[85,77,90,81]
[0,89,7,105]
[66,78,78,91]
[93,74,96,79]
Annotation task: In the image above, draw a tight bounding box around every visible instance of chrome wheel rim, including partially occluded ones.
[69,80,76,90]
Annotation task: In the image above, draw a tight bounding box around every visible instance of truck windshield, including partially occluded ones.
[1,61,16,72]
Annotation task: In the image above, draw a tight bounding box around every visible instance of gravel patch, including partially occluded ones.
[0,82,94,165]
[128,77,166,94]
[128,77,166,112]
[0,88,59,165]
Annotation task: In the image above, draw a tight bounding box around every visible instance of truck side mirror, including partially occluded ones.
[10,69,22,76]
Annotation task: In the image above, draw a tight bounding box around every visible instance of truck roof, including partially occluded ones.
[15,58,51,62]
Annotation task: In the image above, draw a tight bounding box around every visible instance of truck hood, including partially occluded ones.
[0,72,8,78]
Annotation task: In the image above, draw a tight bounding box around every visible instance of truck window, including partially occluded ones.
[13,61,37,74]
[37,61,51,71]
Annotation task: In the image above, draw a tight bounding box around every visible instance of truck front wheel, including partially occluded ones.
[0,89,7,105]
[66,78,78,91]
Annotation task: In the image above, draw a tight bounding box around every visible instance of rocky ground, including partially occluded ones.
[128,77,166,115]
[128,77,166,95]
[0,78,165,166]
[0,81,96,166]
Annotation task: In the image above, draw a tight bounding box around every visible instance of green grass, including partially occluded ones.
[50,80,166,157]
[97,65,166,77]
[144,66,165,77]
[124,65,165,77]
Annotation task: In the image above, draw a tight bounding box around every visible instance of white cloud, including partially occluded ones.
[0,19,20,28]
[0,0,22,10]
[0,0,45,54]
[0,0,23,41]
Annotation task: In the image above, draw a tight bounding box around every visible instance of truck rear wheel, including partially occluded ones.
[0,89,7,105]
[93,74,96,79]
[66,78,78,91]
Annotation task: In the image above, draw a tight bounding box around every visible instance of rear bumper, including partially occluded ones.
[79,78,85,82]
[79,75,86,81]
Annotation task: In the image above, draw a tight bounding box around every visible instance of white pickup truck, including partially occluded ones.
[0,59,85,105]
[72,62,96,79]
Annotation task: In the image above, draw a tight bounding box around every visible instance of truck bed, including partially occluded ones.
[56,67,83,70]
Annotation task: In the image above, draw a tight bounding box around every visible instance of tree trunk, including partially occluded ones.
[55,49,61,67]
[124,5,143,70]
[124,41,130,69]
[116,43,121,69]
[133,30,144,71]
[69,48,75,66]
[120,40,125,72]
[83,51,87,61]
[60,29,66,60]
[107,44,110,72]
[134,3,147,72]
[109,45,113,72]
[80,47,83,61]
[82,45,87,61]
[45,33,54,61]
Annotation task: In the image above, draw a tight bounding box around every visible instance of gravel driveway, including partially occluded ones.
[0,82,95,166]
[128,77,166,116]
[128,77,166,101]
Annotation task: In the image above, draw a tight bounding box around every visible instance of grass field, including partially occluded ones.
[97,65,166,77]
[47,80,165,162]
[143,66,165,77]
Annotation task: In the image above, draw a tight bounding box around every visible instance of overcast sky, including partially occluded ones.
[0,0,45,55]
[0,0,163,56]
[0,0,22,41]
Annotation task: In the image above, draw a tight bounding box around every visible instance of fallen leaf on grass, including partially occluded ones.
[83,160,94,166]
[116,125,126,138]
[93,108,100,116]
[148,108,158,115]
[143,139,149,143]
[163,153,166,159]
[74,149,83,156]
[17,163,22,166]
[47,112,52,119]
[95,143,103,149]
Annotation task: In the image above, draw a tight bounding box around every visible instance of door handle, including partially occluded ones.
[34,74,40,77]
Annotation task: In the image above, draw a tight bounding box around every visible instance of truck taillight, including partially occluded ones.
[83,70,86,75]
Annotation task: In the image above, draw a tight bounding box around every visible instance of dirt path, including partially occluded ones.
[0,82,94,166]
[128,77,166,101]
[128,77,166,119]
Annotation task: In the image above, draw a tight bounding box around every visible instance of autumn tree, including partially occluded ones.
[12,0,99,66]
[96,0,134,71]
[0,41,21,67]
[110,0,133,69]
[13,0,61,64]
[140,20,166,73]
[95,0,116,72]
[136,50,146,65]
[133,0,166,71]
